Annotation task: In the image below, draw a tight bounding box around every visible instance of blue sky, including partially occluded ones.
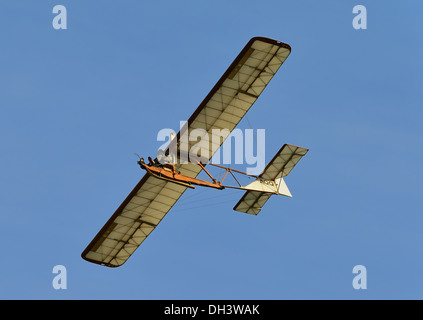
[1,1,422,299]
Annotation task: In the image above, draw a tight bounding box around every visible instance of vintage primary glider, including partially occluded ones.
[82,37,308,267]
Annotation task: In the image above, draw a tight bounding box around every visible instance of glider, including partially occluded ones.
[82,37,308,267]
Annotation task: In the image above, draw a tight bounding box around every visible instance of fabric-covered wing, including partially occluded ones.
[81,175,187,267]
[169,37,291,179]
[233,191,273,215]
[260,144,309,180]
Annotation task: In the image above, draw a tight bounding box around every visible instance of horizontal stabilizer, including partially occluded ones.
[233,191,273,215]
[233,144,307,215]
[261,144,308,180]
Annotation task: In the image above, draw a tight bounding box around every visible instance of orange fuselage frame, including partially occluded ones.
[140,162,224,190]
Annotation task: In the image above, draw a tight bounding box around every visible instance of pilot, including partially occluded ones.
[148,157,155,166]
[157,149,178,174]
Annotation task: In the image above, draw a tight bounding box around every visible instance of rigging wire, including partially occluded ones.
[172,198,238,213]
[175,190,240,209]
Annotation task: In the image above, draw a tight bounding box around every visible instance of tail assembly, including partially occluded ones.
[233,144,308,215]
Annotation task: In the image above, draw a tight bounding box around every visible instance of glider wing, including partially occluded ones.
[81,175,187,267]
[169,37,291,179]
